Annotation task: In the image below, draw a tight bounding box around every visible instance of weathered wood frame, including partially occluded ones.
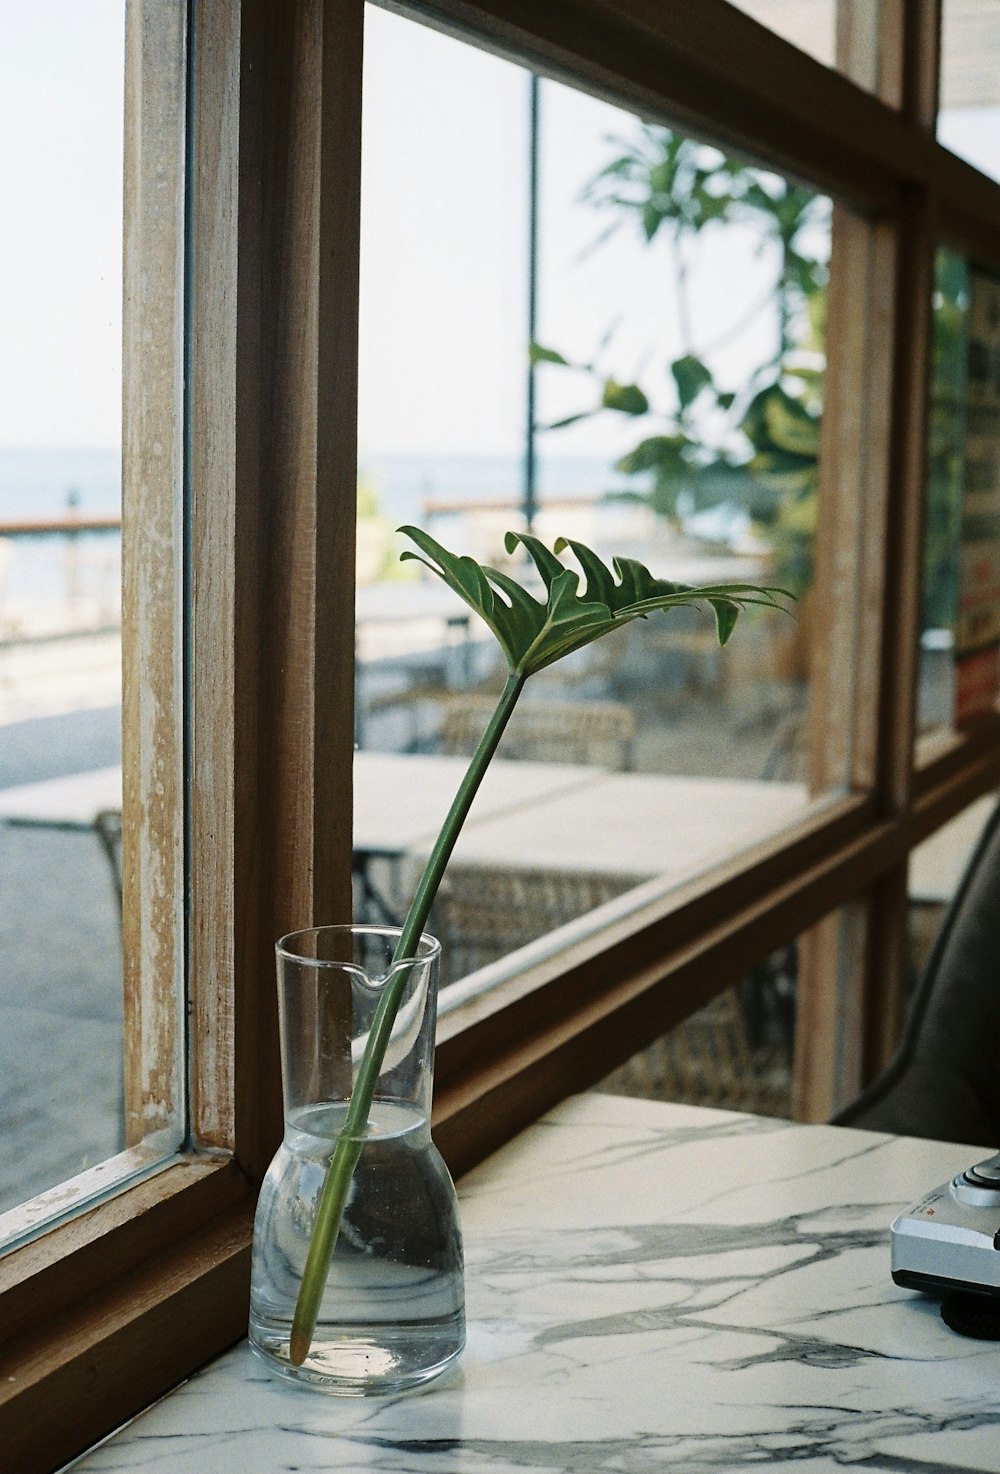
[5,1,1000,1468]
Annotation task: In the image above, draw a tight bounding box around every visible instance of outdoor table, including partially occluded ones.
[0,764,121,829]
[63,1092,1000,1472]
[14,755,980,924]
[407,768,807,878]
[351,750,599,856]
[0,757,809,925]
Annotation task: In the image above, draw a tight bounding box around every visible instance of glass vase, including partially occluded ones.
[249,924,465,1394]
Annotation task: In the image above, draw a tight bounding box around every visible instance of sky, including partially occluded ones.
[0,1,795,462]
[0,1,125,450]
[1,2,996,461]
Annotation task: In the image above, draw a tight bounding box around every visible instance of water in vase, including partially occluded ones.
[249,1099,465,1394]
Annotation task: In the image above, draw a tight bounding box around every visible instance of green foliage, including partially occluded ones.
[399,524,792,674]
[601,379,649,415]
[534,121,829,595]
[671,354,714,410]
[529,343,571,367]
[581,125,744,247]
[741,383,819,491]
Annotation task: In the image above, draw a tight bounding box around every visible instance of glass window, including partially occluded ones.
[0,4,126,1231]
[0,0,185,1250]
[918,248,967,742]
[355,8,831,998]
[918,248,1000,747]
[939,0,1000,183]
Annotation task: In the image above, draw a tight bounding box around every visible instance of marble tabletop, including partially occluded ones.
[65,1093,1000,1473]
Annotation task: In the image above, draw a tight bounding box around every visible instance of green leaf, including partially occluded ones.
[530,342,571,367]
[671,353,713,411]
[602,379,650,416]
[615,434,686,476]
[764,390,819,457]
[742,383,819,458]
[399,526,793,678]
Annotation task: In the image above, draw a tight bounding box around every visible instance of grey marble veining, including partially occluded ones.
[65,1094,1000,1473]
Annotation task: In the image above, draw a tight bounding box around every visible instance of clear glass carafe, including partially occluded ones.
[249,925,465,1394]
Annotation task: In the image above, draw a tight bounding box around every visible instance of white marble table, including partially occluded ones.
[64,1094,1000,1472]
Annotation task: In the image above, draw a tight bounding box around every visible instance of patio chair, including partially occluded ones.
[833,798,1000,1146]
[440,695,636,770]
[93,807,123,914]
[599,977,794,1118]
[432,859,793,1116]
[431,862,639,986]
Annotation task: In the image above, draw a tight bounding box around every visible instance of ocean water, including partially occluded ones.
[0,447,121,610]
[0,446,627,609]
[364,449,630,525]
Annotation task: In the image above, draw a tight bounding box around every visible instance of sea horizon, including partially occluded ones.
[0,443,631,522]
[0,445,636,609]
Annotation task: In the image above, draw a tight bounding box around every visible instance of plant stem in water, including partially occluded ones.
[289,672,526,1365]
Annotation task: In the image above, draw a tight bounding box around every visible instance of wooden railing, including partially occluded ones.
[0,514,121,538]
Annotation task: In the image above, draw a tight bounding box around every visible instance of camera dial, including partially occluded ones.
[952,1152,1000,1206]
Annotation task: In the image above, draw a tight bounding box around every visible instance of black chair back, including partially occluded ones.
[833,799,1000,1146]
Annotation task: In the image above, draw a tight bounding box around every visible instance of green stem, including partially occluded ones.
[289,670,526,1366]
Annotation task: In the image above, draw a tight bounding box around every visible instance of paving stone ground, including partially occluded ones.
[0,705,123,1214]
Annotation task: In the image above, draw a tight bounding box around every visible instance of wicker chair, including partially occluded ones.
[431,862,639,986]
[439,695,636,770]
[432,858,793,1117]
[599,978,794,1118]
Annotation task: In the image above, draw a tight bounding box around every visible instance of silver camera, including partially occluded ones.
[891,1150,1000,1298]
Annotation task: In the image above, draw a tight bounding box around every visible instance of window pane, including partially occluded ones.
[939,0,1000,183]
[0,3,181,1247]
[918,249,966,741]
[355,8,831,998]
[918,249,1000,746]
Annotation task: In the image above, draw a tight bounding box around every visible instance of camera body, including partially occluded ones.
[891,1150,1000,1298]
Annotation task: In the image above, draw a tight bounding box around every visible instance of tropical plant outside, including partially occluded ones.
[533,123,828,597]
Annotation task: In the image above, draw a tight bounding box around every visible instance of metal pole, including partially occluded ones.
[524,72,540,533]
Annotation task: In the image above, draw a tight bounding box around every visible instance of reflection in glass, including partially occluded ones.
[355,7,830,997]
[918,249,968,739]
[0,5,125,1229]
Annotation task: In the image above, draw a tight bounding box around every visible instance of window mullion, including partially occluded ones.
[187,0,362,1172]
[122,0,188,1150]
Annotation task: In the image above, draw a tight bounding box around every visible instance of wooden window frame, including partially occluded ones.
[7,1,1000,1468]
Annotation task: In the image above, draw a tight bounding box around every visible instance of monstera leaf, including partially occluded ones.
[290,524,794,1368]
[399,525,792,677]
